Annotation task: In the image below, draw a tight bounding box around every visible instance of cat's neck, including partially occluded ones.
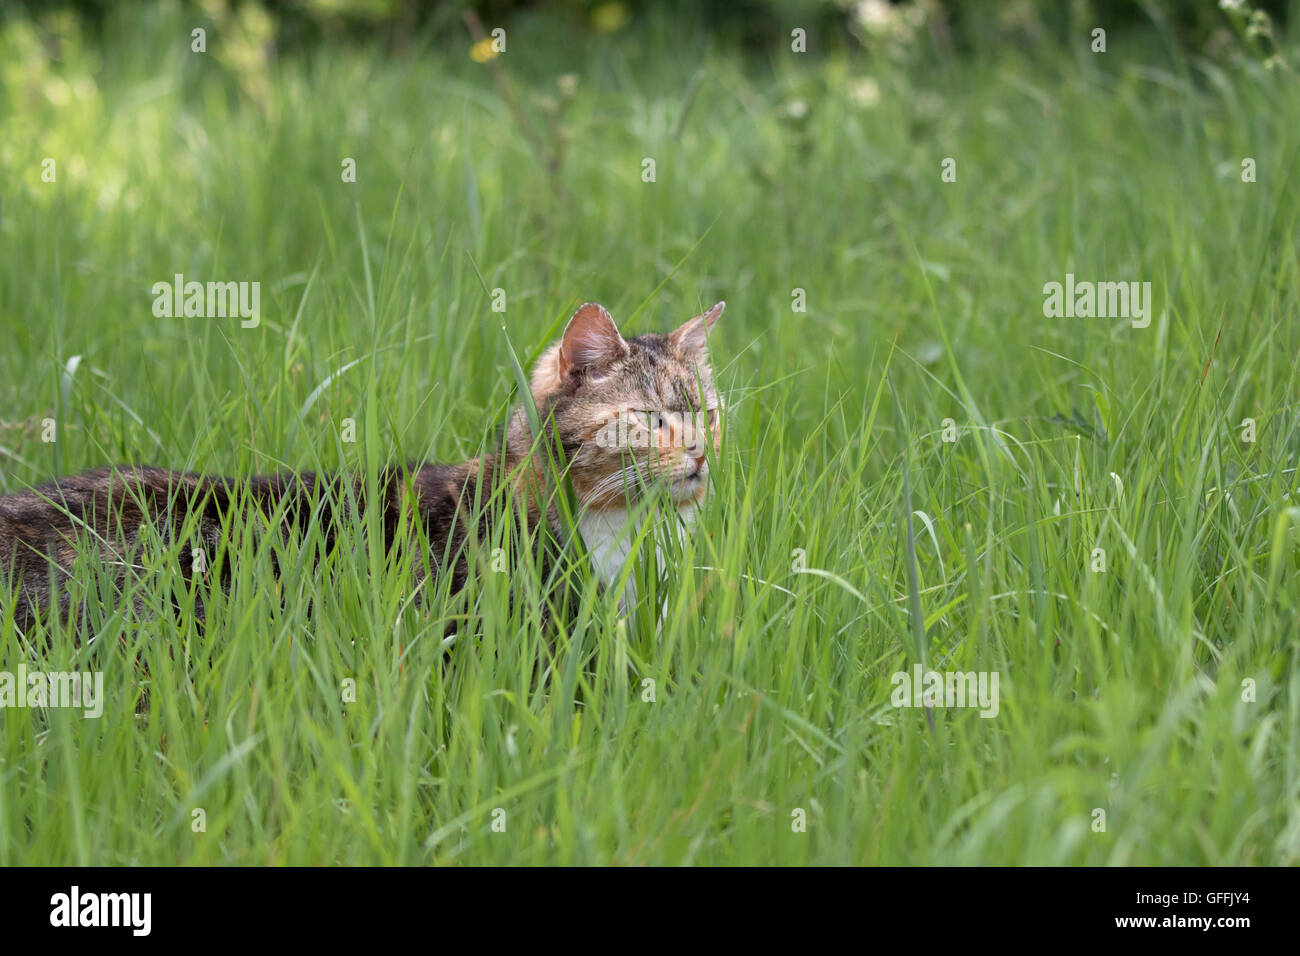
[578,501,698,609]
[502,397,702,602]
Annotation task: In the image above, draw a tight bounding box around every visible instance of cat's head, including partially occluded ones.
[528,301,725,510]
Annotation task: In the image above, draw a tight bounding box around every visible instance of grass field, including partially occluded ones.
[1,2,1298,865]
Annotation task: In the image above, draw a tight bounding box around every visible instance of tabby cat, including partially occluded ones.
[0,301,724,631]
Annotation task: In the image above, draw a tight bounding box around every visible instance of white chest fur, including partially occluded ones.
[578,503,697,612]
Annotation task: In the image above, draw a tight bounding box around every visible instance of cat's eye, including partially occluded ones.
[632,410,667,430]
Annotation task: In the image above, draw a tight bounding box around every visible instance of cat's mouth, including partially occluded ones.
[671,461,708,501]
[582,454,711,507]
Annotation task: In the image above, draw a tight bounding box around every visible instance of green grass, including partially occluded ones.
[1,2,1298,865]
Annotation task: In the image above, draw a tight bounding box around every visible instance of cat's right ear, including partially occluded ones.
[669,301,725,357]
[558,303,628,380]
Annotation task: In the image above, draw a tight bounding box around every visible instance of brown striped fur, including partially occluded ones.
[0,301,723,631]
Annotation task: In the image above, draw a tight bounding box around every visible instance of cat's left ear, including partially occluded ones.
[669,301,725,356]
[558,302,629,380]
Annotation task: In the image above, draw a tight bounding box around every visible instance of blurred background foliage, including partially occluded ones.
[0,0,1291,60]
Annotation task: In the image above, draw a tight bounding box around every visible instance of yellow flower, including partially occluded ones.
[470,37,500,63]
[591,2,630,34]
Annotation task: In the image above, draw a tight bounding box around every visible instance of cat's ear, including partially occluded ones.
[558,302,628,379]
[669,301,725,357]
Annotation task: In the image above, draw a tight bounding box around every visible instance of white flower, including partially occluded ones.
[848,77,881,108]
[856,0,897,36]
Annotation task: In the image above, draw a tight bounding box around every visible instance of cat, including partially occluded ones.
[0,300,724,632]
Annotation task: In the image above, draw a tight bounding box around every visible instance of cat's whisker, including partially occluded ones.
[586,463,648,503]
